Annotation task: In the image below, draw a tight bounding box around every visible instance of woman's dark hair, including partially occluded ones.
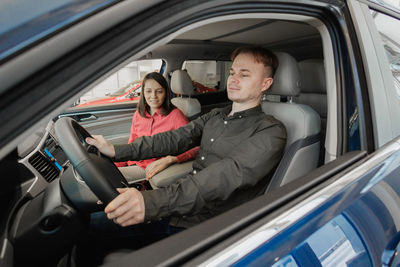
[137,72,174,117]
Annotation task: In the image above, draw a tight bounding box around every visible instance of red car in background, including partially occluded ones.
[76,79,216,107]
[77,81,142,107]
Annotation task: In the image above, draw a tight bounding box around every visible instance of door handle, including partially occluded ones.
[78,114,98,122]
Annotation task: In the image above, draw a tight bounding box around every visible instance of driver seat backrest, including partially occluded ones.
[170,70,201,120]
[295,59,327,165]
[262,52,321,193]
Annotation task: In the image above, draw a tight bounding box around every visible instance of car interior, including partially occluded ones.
[1,11,348,267]
[76,15,335,190]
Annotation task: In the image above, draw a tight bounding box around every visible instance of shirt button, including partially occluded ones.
[201,156,205,160]
[210,138,214,142]
[224,121,228,125]
[193,170,197,174]
[239,115,242,118]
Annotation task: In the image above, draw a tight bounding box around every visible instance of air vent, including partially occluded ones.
[28,151,59,182]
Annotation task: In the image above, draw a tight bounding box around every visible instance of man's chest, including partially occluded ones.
[199,116,258,158]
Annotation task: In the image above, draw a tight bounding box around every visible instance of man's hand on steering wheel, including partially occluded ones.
[55,117,129,207]
[105,188,145,227]
[86,135,116,158]
[86,135,145,227]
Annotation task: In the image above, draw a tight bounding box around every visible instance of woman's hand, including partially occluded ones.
[85,135,115,158]
[145,156,178,180]
[105,188,145,227]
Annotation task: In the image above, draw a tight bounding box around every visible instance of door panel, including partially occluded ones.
[60,106,136,145]
[227,139,400,266]
[121,152,367,266]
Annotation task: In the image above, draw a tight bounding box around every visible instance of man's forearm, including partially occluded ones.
[114,119,204,162]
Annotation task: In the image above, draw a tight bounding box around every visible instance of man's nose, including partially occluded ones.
[230,74,239,83]
[151,91,157,98]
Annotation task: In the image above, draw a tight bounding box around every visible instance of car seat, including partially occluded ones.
[262,52,321,193]
[149,70,201,188]
[170,69,201,120]
[295,59,327,165]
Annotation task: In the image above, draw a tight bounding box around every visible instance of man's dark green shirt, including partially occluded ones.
[114,105,286,228]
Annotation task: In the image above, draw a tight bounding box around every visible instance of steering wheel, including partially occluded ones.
[54,117,129,206]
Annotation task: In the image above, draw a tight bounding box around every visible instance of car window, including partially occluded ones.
[368,0,400,13]
[272,214,372,267]
[182,60,232,94]
[73,59,163,107]
[0,0,117,61]
[370,10,400,98]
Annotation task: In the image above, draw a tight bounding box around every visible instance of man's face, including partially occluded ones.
[227,53,273,104]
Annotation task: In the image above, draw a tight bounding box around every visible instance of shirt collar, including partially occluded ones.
[222,105,263,119]
[145,107,164,118]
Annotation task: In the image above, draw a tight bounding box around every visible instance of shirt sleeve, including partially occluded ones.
[172,108,189,127]
[113,110,215,162]
[141,122,286,221]
[128,111,139,144]
[115,112,139,165]
[172,109,199,163]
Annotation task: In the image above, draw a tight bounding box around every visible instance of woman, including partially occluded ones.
[117,72,198,182]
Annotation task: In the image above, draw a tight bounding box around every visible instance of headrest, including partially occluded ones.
[299,59,326,94]
[267,52,301,97]
[170,70,195,96]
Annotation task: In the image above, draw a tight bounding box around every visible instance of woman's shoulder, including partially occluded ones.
[167,108,189,124]
[132,109,149,122]
[168,107,186,118]
[133,110,141,119]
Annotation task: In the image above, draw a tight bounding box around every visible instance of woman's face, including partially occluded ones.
[143,79,166,114]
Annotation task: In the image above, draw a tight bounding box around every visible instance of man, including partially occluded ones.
[86,46,286,229]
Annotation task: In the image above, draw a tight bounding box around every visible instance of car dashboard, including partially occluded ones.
[1,120,91,266]
[17,120,70,197]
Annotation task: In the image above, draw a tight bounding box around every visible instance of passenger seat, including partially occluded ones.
[149,70,200,189]
[170,69,201,120]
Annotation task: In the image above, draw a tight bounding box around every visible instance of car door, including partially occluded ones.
[61,104,136,145]
[187,139,400,267]
[98,1,400,266]
[178,1,400,266]
[1,0,400,266]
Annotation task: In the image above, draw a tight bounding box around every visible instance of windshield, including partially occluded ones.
[0,0,117,61]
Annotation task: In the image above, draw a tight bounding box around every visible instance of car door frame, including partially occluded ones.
[0,0,385,266]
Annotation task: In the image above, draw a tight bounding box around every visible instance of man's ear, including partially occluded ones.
[261,77,274,93]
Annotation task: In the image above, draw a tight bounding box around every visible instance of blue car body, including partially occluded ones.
[0,0,400,266]
[235,143,400,266]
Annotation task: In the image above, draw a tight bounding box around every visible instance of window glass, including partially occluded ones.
[271,255,299,267]
[73,59,163,107]
[368,0,400,13]
[273,214,372,267]
[0,0,116,60]
[370,10,400,98]
[305,215,370,266]
[182,60,232,94]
